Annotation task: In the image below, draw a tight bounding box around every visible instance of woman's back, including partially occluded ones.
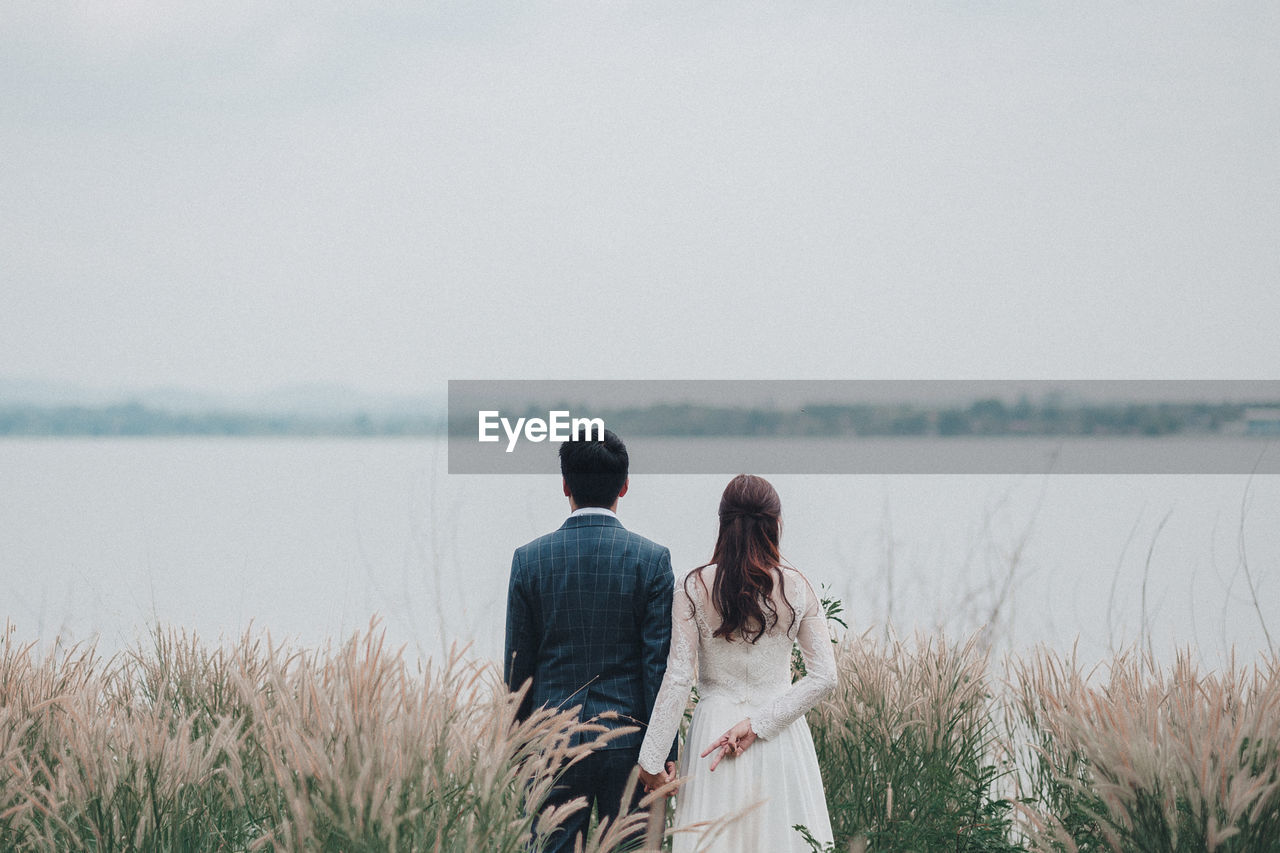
[682,565,813,706]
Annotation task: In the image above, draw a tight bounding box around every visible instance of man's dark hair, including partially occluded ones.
[559,429,629,508]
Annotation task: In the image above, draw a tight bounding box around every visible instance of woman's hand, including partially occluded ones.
[700,718,758,771]
[638,761,677,797]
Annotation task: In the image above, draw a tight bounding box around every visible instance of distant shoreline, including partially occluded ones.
[4,398,1280,438]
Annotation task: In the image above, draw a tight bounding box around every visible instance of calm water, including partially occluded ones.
[2,437,1277,669]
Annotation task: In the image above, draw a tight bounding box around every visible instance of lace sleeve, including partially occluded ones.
[638,578,698,774]
[748,580,838,740]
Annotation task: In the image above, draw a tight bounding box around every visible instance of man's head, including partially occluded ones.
[559,429,629,509]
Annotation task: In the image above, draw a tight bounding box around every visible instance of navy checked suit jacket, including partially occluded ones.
[505,513,678,760]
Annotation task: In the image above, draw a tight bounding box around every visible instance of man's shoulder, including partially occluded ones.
[513,528,563,562]
[622,528,670,560]
[587,520,669,560]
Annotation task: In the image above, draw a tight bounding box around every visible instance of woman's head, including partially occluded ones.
[691,474,792,642]
[717,473,782,544]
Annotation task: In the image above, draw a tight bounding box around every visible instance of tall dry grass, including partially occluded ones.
[0,620,661,852]
[5,618,1279,852]
[805,627,1280,853]
[1010,647,1280,853]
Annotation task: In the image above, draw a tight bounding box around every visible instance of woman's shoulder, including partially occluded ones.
[775,565,819,602]
[675,567,715,627]
[776,564,813,584]
[678,564,714,593]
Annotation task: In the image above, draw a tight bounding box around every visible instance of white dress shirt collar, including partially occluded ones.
[570,506,617,518]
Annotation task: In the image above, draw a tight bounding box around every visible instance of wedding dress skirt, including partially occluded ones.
[672,692,834,852]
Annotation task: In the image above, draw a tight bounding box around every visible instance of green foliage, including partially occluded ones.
[807,630,1024,852]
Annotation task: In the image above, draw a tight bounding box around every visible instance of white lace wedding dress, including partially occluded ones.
[639,566,838,852]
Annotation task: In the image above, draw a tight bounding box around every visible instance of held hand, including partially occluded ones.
[637,761,678,797]
[700,718,758,771]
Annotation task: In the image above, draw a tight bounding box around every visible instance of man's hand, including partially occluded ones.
[638,761,678,797]
[701,718,758,771]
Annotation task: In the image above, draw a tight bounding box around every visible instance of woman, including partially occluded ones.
[637,475,837,852]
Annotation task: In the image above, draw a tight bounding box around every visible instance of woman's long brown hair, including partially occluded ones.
[686,474,794,643]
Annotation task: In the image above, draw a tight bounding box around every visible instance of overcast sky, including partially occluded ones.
[3,2,1278,396]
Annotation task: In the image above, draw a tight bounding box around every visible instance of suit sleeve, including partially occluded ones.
[504,550,536,722]
[639,547,679,766]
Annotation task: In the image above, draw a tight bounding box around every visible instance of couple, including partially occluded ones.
[504,430,838,852]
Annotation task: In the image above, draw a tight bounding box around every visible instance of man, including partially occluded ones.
[504,430,678,852]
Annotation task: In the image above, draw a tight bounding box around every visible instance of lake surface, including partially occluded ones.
[2,437,1277,670]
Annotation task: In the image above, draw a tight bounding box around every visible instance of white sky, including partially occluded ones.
[3,2,1278,396]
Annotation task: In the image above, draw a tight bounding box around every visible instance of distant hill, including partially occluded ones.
[0,379,446,436]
